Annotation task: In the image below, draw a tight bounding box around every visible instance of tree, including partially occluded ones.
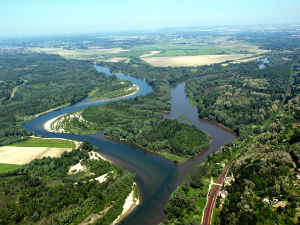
[80,139,93,151]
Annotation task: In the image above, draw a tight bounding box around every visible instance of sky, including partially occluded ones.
[0,0,299,37]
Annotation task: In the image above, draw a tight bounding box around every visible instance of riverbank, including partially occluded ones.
[22,103,70,125]
[112,182,140,225]
[43,85,140,134]
[22,65,235,225]
[89,84,139,101]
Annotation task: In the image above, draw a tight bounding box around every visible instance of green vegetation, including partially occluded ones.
[49,99,210,161]
[105,42,228,58]
[212,61,300,225]
[9,137,75,148]
[0,163,21,174]
[89,77,137,100]
[163,162,213,224]
[185,60,293,137]
[178,114,191,122]
[163,60,300,224]
[0,141,135,225]
[0,51,129,146]
[159,152,188,163]
[48,56,219,161]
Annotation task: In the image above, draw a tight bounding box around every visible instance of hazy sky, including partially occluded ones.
[1,0,299,37]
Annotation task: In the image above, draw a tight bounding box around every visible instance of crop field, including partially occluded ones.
[143,54,253,67]
[24,38,267,67]
[10,137,75,148]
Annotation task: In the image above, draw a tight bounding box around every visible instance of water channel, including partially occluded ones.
[22,65,236,225]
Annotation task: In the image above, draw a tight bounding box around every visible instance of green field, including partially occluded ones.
[10,137,75,148]
[159,151,188,163]
[105,42,229,58]
[178,114,191,122]
[89,80,137,100]
[0,163,21,173]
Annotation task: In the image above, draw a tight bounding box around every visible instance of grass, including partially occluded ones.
[178,114,191,122]
[89,84,137,100]
[10,137,75,148]
[158,151,188,163]
[28,81,48,88]
[188,97,197,106]
[152,48,224,57]
[0,163,21,174]
[106,42,230,58]
[211,208,219,225]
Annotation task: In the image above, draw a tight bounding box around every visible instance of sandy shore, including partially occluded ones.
[43,85,139,133]
[112,182,140,225]
[89,151,112,163]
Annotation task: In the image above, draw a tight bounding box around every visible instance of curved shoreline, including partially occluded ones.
[43,85,140,133]
[23,65,235,225]
[89,84,139,102]
[112,182,140,225]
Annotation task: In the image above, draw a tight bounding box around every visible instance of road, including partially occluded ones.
[201,157,236,225]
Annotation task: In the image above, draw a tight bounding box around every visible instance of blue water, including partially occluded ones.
[258,57,269,69]
[22,65,236,225]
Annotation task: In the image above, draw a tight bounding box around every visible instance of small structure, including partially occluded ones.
[273,199,278,204]
[220,163,226,168]
[262,198,270,203]
[297,173,300,180]
[220,189,228,198]
[224,173,235,186]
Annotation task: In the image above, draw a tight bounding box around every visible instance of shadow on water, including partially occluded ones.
[22,65,236,225]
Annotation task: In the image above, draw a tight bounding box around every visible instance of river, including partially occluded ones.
[22,65,236,225]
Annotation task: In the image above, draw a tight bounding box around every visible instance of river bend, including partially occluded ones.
[22,65,236,225]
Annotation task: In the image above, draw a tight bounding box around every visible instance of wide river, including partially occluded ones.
[22,65,236,225]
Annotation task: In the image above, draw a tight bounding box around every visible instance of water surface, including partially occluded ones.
[22,65,236,225]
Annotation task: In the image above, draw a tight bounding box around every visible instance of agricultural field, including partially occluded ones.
[20,36,268,67]
[142,54,252,67]
[0,137,76,165]
[10,137,76,148]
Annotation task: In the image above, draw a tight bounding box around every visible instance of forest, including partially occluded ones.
[185,59,293,136]
[0,51,123,146]
[0,141,136,225]
[48,54,282,162]
[162,57,300,224]
[1,29,299,224]
[48,92,210,162]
